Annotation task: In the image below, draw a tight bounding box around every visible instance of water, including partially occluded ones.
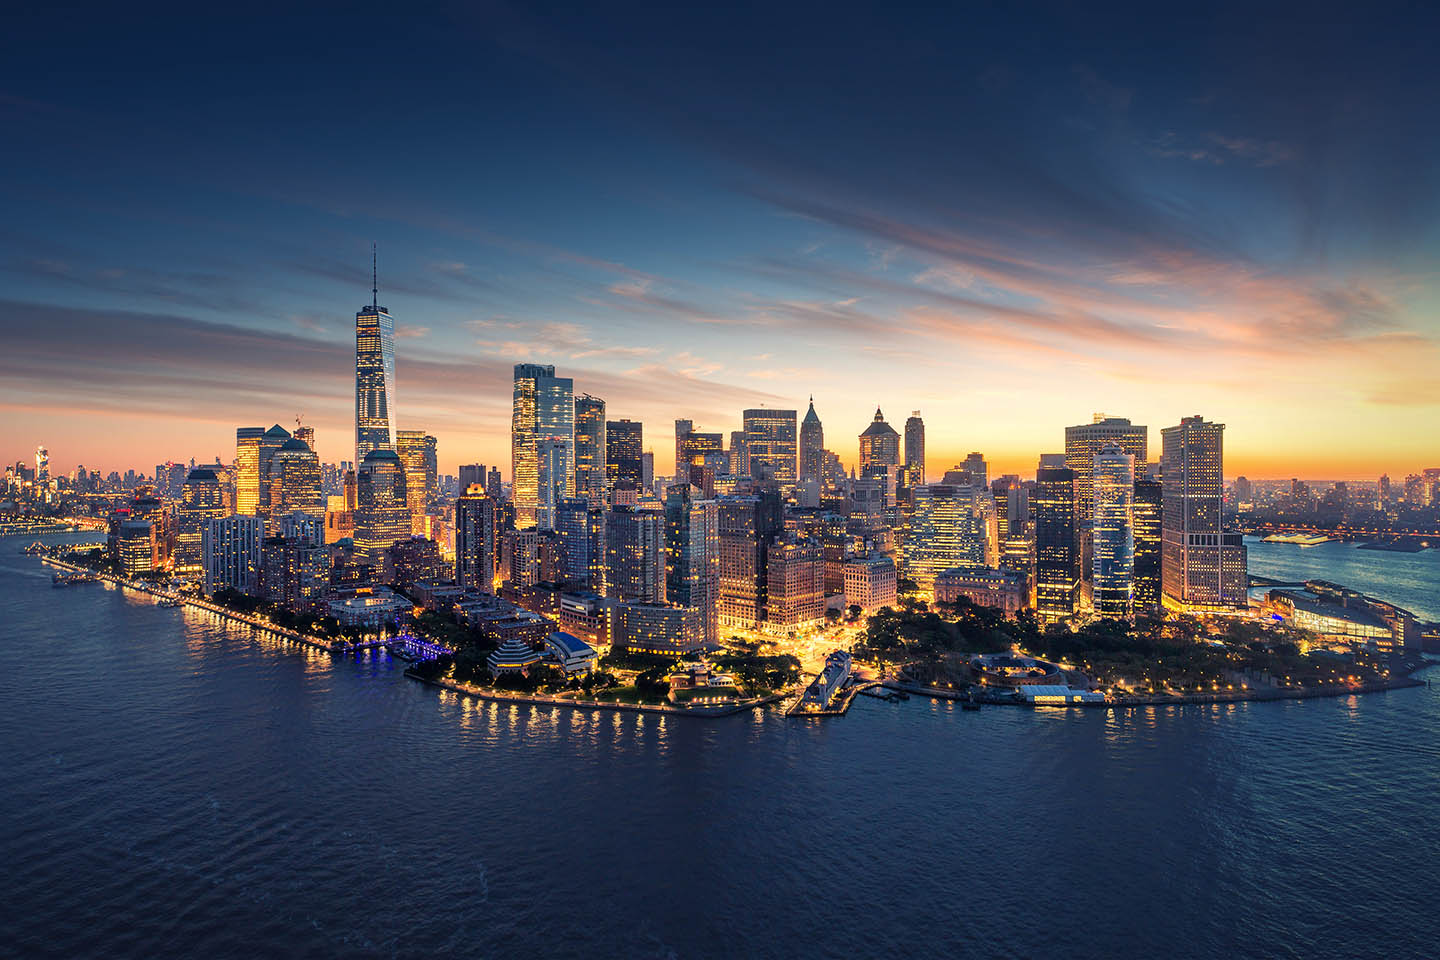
[3,533,1439,959]
[1245,536,1440,620]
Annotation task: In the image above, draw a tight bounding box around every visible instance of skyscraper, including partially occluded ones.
[605,506,667,603]
[354,260,397,464]
[354,449,410,566]
[1034,466,1078,622]
[555,496,605,589]
[729,430,749,479]
[511,363,574,529]
[800,399,824,484]
[535,437,570,530]
[673,419,693,478]
[962,452,988,490]
[266,437,323,517]
[903,484,988,595]
[677,430,723,487]
[606,419,644,493]
[395,430,437,525]
[665,485,720,646]
[175,468,225,576]
[903,412,925,488]
[1064,415,1147,528]
[202,515,265,595]
[1161,415,1247,612]
[717,491,782,629]
[455,488,497,593]
[858,408,900,476]
[235,425,290,516]
[743,408,797,484]
[574,395,607,505]
[458,464,485,493]
[1092,444,1135,619]
[1132,476,1162,615]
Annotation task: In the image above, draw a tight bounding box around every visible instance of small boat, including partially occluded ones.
[156,597,183,608]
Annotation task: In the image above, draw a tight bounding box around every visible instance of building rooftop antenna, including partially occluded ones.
[372,242,378,309]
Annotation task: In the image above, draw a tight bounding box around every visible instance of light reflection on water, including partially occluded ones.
[3,534,1438,959]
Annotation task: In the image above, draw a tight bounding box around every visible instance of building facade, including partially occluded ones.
[1161,416,1248,612]
[511,363,574,529]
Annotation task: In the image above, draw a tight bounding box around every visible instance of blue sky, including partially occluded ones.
[4,1,1438,479]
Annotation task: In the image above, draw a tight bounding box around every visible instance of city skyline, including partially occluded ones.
[4,6,1438,481]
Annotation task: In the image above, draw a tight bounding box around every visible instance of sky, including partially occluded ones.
[3,1,1438,482]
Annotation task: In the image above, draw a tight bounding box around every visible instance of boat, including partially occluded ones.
[156,597,183,608]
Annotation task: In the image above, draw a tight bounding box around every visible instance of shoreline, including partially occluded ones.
[41,556,354,655]
[882,673,1429,710]
[405,670,787,718]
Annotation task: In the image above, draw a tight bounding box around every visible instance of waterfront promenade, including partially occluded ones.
[41,557,355,655]
[407,670,786,718]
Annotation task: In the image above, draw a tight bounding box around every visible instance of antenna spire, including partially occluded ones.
[371,242,378,309]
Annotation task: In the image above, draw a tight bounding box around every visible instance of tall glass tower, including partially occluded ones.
[354,264,397,466]
[1091,444,1135,619]
[511,363,574,528]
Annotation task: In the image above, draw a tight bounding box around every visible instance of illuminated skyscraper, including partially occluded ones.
[1132,477,1162,615]
[903,484,987,595]
[677,430,723,487]
[574,395,607,505]
[175,468,226,576]
[202,515,264,595]
[555,496,605,589]
[354,259,397,464]
[395,430,437,526]
[235,425,290,516]
[962,452,988,490]
[903,412,925,488]
[1064,415,1147,528]
[535,437,570,530]
[858,408,900,476]
[267,437,323,517]
[605,506,667,603]
[743,408,797,484]
[455,489,497,593]
[717,491,782,629]
[35,446,49,484]
[1161,416,1247,612]
[1092,445,1135,619]
[511,363,574,528]
[354,449,410,566]
[729,430,749,479]
[674,419,693,478]
[606,419,644,493]
[800,399,824,484]
[665,485,720,645]
[1034,466,1078,622]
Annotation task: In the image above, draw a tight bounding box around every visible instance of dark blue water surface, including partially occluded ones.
[3,534,1438,959]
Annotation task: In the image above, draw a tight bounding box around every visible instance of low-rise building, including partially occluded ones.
[329,586,412,628]
[935,567,1027,617]
[543,631,598,674]
[488,634,543,676]
[610,601,703,656]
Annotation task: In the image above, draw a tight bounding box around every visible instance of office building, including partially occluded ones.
[903,412,925,488]
[858,408,900,476]
[202,515,265,595]
[717,491,783,629]
[395,430,437,527]
[555,496,605,589]
[574,395,607,505]
[934,567,1027,617]
[1092,444,1135,619]
[674,419,693,478]
[606,419,644,494]
[800,399,825,483]
[175,468,225,576]
[610,601,703,656]
[512,363,574,528]
[843,554,897,613]
[665,485,720,645]
[764,536,824,633]
[354,449,410,567]
[235,424,289,515]
[458,464,485,493]
[743,408,797,484]
[904,484,988,595]
[962,452,988,490]
[455,489,498,593]
[1034,466,1078,622]
[355,274,397,463]
[1064,415,1147,527]
[1161,416,1248,612]
[1133,476,1162,615]
[605,506,667,603]
[266,437,323,517]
